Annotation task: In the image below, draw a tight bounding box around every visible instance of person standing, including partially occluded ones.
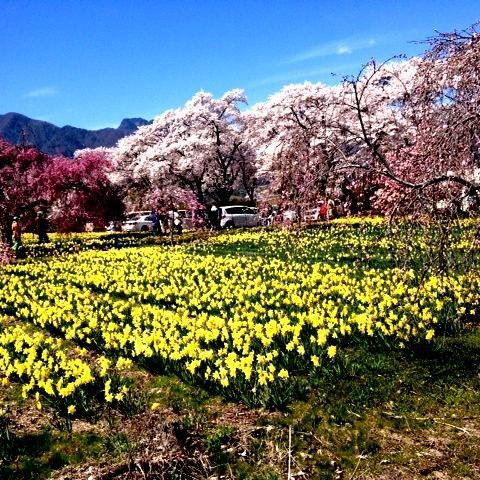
[11,217,24,258]
[326,198,335,221]
[319,201,328,221]
[173,209,183,234]
[333,199,344,218]
[12,217,21,242]
[37,211,49,243]
[158,209,168,235]
[151,210,161,236]
[209,205,219,230]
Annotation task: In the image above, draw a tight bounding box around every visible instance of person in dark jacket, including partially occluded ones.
[151,210,161,236]
[37,211,49,243]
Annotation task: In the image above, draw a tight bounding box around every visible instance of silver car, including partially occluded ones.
[122,214,154,232]
[219,206,260,228]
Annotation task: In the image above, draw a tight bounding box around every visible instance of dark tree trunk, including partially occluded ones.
[213,187,233,206]
[341,182,359,215]
[0,214,13,245]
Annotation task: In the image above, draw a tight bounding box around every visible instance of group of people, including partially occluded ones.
[319,198,344,220]
[262,199,345,226]
[150,207,223,233]
[11,211,49,257]
[149,209,183,235]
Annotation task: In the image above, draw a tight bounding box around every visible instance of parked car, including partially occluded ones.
[219,206,260,228]
[122,213,155,232]
[125,210,151,221]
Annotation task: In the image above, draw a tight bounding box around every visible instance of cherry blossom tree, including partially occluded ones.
[111,89,257,208]
[333,24,480,216]
[324,58,421,213]
[246,70,410,216]
[246,83,340,215]
[249,46,476,219]
[327,23,480,274]
[403,22,480,213]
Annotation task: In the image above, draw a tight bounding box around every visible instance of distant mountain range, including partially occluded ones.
[0,112,151,157]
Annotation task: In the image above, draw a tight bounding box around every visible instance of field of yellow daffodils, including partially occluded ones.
[1,219,479,413]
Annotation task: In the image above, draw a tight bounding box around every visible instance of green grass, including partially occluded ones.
[248,328,480,478]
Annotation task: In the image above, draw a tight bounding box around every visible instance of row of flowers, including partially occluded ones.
[1,222,478,410]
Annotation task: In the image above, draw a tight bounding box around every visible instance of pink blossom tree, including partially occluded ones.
[49,150,125,232]
[0,139,125,245]
[246,78,394,216]
[0,139,56,243]
[329,57,421,214]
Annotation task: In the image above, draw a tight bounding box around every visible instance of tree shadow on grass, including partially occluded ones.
[1,429,105,480]
[307,328,480,426]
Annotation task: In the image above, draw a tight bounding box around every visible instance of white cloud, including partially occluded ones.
[252,63,359,87]
[336,45,352,55]
[283,37,377,64]
[23,87,57,98]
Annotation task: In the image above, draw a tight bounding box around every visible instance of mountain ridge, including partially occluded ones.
[0,112,151,157]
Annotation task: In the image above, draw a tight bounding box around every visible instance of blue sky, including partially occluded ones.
[1,0,479,129]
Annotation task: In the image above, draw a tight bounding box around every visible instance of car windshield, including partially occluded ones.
[126,212,149,221]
